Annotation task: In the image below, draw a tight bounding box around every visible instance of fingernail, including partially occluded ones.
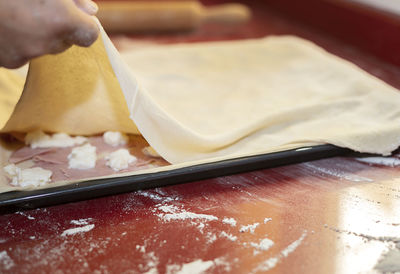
[85,0,98,15]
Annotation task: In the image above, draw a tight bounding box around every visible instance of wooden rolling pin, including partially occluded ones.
[96,1,252,33]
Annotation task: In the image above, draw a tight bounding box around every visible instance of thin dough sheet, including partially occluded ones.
[115,36,400,163]
[1,22,400,194]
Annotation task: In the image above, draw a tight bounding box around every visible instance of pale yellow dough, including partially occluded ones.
[115,35,400,164]
[1,21,400,193]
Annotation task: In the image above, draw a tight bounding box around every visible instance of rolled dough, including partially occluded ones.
[112,34,400,163]
[1,20,400,193]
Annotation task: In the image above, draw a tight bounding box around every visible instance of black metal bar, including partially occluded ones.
[0,145,351,210]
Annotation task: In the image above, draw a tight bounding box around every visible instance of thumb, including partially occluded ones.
[66,13,100,47]
[73,0,98,15]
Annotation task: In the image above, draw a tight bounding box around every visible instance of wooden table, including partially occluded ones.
[1,1,400,273]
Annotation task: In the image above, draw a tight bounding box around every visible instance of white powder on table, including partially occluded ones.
[222,217,237,227]
[303,162,373,182]
[240,223,259,234]
[206,232,217,243]
[281,231,307,257]
[250,238,274,251]
[356,157,400,167]
[61,224,95,236]
[264,218,272,224]
[0,251,15,270]
[70,218,92,225]
[176,259,214,274]
[156,205,218,222]
[161,212,218,222]
[220,231,237,242]
[144,268,158,274]
[143,268,158,274]
[15,211,35,220]
[253,231,307,272]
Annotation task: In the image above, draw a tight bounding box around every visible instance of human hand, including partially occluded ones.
[0,0,100,68]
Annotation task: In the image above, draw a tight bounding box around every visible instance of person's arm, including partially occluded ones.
[0,0,99,69]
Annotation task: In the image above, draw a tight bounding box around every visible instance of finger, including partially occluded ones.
[47,40,72,55]
[66,14,99,47]
[72,0,98,16]
[0,55,29,69]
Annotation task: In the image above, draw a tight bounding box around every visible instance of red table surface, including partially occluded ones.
[2,1,400,273]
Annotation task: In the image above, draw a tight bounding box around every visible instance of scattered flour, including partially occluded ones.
[281,231,307,257]
[176,259,214,274]
[61,224,95,236]
[304,163,373,182]
[264,218,272,224]
[214,257,232,272]
[156,205,218,222]
[136,245,146,253]
[137,190,177,203]
[240,223,260,234]
[15,211,35,220]
[253,231,307,272]
[143,268,158,274]
[162,212,218,222]
[144,251,159,271]
[356,157,400,167]
[70,218,92,225]
[255,257,279,272]
[206,232,217,243]
[138,191,166,201]
[197,223,205,233]
[220,231,237,242]
[0,251,15,270]
[157,205,179,214]
[222,218,237,227]
[25,130,87,148]
[250,238,274,251]
[166,264,181,274]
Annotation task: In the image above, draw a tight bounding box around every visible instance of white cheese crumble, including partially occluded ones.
[142,146,160,158]
[103,131,128,146]
[106,149,137,171]
[4,164,52,187]
[68,144,97,169]
[25,130,87,148]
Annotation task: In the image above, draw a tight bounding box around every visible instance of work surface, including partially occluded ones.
[1,2,400,273]
[2,155,400,273]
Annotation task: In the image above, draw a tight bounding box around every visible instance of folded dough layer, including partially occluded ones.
[1,31,138,135]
